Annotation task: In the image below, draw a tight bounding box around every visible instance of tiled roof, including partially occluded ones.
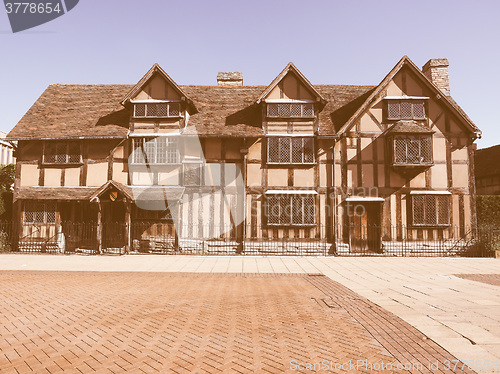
[16,187,96,200]
[386,120,434,134]
[15,184,186,202]
[8,84,132,140]
[7,84,374,139]
[475,144,500,179]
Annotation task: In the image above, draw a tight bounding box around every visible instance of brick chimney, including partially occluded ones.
[422,59,450,96]
[217,72,243,86]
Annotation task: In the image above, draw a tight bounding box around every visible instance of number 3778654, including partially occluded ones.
[5,2,62,14]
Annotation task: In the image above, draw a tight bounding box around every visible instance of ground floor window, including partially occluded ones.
[23,201,56,224]
[411,193,450,226]
[266,192,315,226]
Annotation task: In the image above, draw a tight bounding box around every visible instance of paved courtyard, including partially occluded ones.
[0,255,499,373]
[0,271,477,373]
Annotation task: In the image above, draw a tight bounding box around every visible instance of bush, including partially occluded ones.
[0,231,11,252]
[462,225,500,257]
[477,195,500,228]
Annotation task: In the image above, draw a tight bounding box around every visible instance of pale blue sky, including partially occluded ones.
[0,0,498,148]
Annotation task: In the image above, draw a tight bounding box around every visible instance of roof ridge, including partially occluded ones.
[50,84,134,87]
[46,83,376,88]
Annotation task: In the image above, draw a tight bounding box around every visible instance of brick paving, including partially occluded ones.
[0,272,476,373]
[455,274,500,287]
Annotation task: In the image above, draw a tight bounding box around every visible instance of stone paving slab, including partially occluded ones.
[0,271,478,373]
[456,274,500,287]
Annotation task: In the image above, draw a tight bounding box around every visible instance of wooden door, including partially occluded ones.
[350,202,382,253]
[102,201,127,249]
[351,207,368,251]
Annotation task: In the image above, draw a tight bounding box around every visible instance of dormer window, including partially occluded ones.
[385,97,427,120]
[266,101,314,118]
[133,101,181,118]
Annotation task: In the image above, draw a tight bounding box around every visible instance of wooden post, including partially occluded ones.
[125,200,131,254]
[96,198,102,254]
[237,145,248,254]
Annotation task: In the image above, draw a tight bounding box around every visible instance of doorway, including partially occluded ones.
[348,201,382,252]
[101,200,127,249]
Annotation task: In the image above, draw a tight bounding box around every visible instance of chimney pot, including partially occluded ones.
[217,72,243,86]
[422,58,450,96]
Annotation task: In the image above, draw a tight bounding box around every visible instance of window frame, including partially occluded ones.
[386,99,427,121]
[410,192,450,227]
[392,134,433,166]
[133,101,181,119]
[131,136,180,165]
[23,201,57,224]
[266,102,315,119]
[265,191,316,227]
[266,136,315,165]
[42,141,82,165]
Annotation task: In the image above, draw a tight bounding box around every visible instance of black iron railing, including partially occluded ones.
[1,221,497,257]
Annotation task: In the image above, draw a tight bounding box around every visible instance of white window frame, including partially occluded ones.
[267,135,315,165]
[410,191,451,227]
[132,137,180,165]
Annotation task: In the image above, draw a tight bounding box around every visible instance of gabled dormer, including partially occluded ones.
[257,63,327,165]
[121,63,197,131]
[256,62,327,122]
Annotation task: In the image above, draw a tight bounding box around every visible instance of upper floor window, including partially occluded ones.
[393,135,433,166]
[387,99,426,120]
[133,102,181,118]
[411,193,450,227]
[267,103,314,118]
[132,137,179,165]
[267,137,314,164]
[43,142,81,164]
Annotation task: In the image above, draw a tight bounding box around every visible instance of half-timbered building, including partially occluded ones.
[6,56,481,254]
